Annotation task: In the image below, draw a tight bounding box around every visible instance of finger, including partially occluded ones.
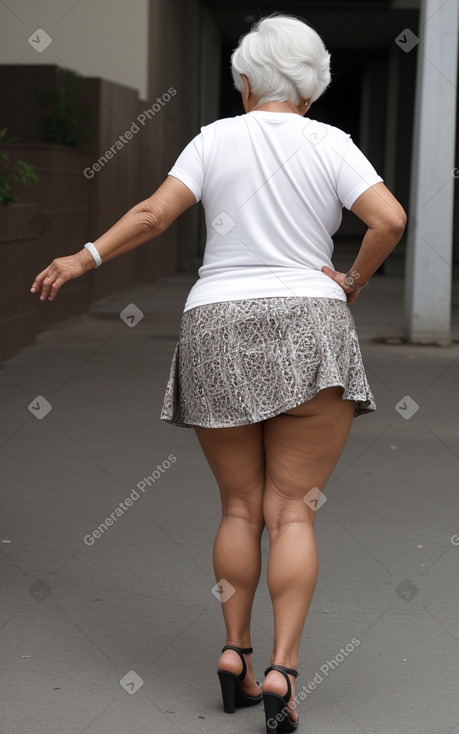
[30,266,52,293]
[38,271,58,301]
[321,265,337,280]
[46,277,64,301]
[347,290,359,305]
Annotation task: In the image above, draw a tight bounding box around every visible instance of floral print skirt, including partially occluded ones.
[160,296,376,428]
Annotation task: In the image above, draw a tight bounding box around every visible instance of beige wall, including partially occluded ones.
[0,0,149,99]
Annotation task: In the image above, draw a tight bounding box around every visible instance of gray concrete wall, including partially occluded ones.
[0,0,149,99]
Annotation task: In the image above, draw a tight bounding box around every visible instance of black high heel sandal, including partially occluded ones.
[217,645,262,713]
[262,664,299,733]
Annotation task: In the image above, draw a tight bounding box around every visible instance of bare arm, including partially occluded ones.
[31,176,196,301]
[322,182,407,304]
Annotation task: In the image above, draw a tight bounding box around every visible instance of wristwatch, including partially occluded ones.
[345,271,369,290]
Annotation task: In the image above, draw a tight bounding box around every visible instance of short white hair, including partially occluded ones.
[231,14,331,106]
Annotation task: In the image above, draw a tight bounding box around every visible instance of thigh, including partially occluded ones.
[262,387,355,524]
[194,423,265,516]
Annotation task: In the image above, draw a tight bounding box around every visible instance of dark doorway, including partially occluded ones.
[219,44,388,145]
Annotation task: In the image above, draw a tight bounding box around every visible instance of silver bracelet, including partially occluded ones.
[84,242,102,268]
[345,271,368,290]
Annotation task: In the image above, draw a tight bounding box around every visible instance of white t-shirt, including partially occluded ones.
[168,111,383,312]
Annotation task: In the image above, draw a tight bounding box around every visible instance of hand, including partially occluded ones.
[30,252,89,302]
[322,265,361,305]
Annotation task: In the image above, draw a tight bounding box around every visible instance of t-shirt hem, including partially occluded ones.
[183,291,347,312]
[343,176,384,210]
[168,168,201,202]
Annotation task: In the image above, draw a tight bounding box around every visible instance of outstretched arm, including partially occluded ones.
[30,175,196,301]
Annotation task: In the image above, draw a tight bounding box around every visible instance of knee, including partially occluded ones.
[263,484,317,533]
[221,491,265,529]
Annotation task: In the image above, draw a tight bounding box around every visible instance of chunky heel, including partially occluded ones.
[263,691,286,732]
[262,664,299,733]
[217,645,262,713]
[217,670,238,713]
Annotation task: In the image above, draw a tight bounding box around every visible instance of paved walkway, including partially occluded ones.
[1,270,459,734]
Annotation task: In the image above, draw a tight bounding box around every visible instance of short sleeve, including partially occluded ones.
[335,136,383,210]
[168,133,204,203]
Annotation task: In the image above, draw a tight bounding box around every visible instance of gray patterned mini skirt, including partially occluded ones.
[160,296,376,428]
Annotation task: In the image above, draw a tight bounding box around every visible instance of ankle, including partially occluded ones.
[218,646,253,672]
[218,650,241,673]
[224,639,252,649]
[262,669,297,701]
[269,657,298,671]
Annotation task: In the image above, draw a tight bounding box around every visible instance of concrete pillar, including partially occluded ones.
[404,0,459,344]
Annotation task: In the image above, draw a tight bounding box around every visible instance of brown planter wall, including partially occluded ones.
[136,99,164,284]
[0,64,186,362]
[136,99,178,280]
[80,77,144,302]
[0,203,38,360]
[0,65,60,144]
[6,144,92,329]
[75,76,183,300]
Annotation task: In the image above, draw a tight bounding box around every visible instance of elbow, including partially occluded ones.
[390,203,408,235]
[393,208,408,237]
[138,207,163,237]
[377,207,407,242]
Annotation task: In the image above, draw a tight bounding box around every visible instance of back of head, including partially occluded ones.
[231,14,331,106]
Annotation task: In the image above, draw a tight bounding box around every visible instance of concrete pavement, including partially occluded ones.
[1,269,459,734]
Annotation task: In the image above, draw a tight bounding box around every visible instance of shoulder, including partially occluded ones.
[302,119,351,146]
[198,114,246,138]
[300,120,358,168]
[317,121,350,139]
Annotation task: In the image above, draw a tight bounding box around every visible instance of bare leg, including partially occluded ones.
[262,387,355,721]
[195,422,265,696]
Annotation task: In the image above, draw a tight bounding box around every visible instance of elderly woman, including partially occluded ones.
[31,13,406,734]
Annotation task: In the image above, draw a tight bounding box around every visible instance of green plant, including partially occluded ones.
[0,128,39,205]
[34,67,89,147]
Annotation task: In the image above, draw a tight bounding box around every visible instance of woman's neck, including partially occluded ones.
[251,100,304,116]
